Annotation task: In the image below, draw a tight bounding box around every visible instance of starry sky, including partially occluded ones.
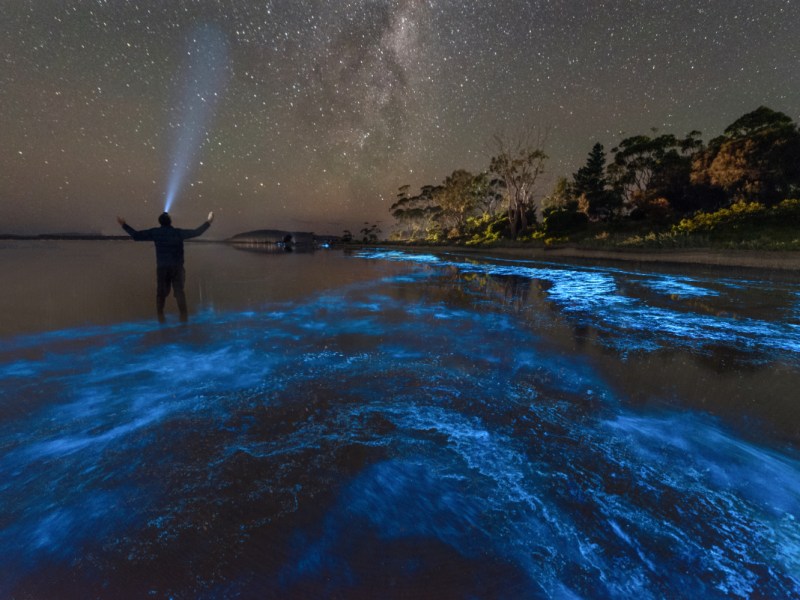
[2,1,798,237]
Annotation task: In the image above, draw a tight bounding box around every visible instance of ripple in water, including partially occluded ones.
[0,250,798,598]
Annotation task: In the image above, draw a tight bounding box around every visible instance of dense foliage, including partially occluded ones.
[386,106,800,250]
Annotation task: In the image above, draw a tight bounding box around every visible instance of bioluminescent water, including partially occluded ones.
[1,244,799,598]
[163,25,230,212]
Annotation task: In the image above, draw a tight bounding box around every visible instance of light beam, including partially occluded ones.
[164,25,230,213]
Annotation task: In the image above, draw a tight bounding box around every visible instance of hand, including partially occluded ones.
[207,211,215,224]
[117,216,126,226]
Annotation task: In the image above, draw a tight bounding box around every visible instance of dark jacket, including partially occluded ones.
[122,222,210,267]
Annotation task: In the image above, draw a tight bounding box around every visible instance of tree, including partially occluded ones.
[438,169,479,237]
[691,106,800,205]
[573,143,606,200]
[389,185,414,239]
[572,142,621,220]
[489,129,548,239]
[608,130,703,215]
[472,173,505,218]
[542,176,574,213]
[723,105,793,138]
[360,222,381,243]
[433,170,507,238]
[541,177,588,235]
[390,184,443,240]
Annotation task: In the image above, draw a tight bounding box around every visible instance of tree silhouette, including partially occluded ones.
[360,222,381,243]
[572,142,620,220]
[490,129,548,238]
[692,106,800,204]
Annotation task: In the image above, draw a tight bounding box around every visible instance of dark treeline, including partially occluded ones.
[389,106,800,247]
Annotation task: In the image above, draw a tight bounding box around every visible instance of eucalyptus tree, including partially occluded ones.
[691,106,800,205]
[464,172,504,218]
[489,130,548,239]
[390,183,443,240]
[608,130,703,214]
[438,169,478,236]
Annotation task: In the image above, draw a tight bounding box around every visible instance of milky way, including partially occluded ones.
[1,1,798,236]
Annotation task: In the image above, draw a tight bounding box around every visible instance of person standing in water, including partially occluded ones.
[117,211,214,323]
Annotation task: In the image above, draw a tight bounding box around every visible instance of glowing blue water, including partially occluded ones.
[359,250,800,357]
[1,249,799,597]
[163,25,230,212]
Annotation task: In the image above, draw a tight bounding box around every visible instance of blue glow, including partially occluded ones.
[163,25,230,212]
[635,274,720,298]
[794,291,800,321]
[1,252,800,596]
[357,250,800,358]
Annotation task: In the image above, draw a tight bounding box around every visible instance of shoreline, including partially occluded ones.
[4,236,799,272]
[373,244,800,272]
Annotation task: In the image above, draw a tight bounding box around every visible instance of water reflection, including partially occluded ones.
[1,245,799,597]
[358,250,800,359]
[230,241,312,254]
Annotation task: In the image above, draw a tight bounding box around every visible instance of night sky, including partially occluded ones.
[2,1,798,238]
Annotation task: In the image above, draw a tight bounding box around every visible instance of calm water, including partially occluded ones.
[1,241,800,598]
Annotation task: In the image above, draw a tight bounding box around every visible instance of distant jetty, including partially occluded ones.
[227,229,339,250]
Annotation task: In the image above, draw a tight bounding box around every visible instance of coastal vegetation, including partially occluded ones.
[388,106,800,251]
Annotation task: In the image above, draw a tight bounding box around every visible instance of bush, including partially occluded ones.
[662,199,800,250]
[672,201,767,235]
[773,199,800,223]
[542,208,589,235]
[629,197,673,224]
[465,214,508,245]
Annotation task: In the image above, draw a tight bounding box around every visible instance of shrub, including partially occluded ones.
[542,207,589,235]
[773,199,800,223]
[672,201,767,235]
[629,197,673,224]
[465,214,507,245]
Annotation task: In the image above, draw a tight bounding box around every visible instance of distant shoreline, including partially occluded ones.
[368,243,800,272]
[0,234,130,241]
[4,236,800,271]
[0,234,223,242]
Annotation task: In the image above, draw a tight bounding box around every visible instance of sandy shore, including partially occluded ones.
[377,244,800,272]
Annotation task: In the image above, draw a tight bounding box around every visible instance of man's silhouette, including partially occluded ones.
[117,211,214,322]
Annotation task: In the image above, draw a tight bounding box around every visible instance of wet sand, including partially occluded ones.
[379,244,800,272]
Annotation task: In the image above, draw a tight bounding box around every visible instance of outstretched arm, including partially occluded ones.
[180,212,214,240]
[117,217,153,241]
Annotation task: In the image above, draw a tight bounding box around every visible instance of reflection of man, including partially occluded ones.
[117,211,214,323]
